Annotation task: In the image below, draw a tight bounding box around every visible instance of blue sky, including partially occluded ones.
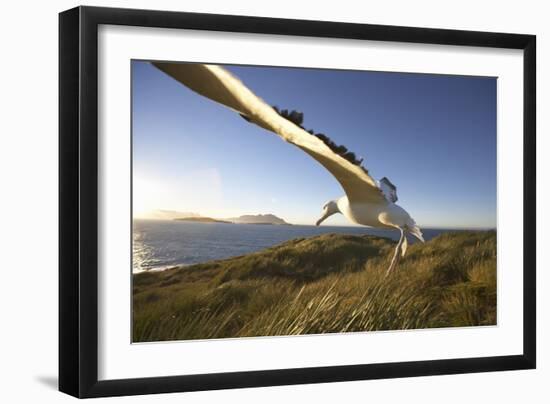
[132,61,496,228]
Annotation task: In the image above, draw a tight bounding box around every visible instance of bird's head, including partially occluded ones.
[316,200,340,226]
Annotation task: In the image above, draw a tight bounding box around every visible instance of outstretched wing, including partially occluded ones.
[152,62,387,204]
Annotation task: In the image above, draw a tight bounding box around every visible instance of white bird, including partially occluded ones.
[152,62,425,274]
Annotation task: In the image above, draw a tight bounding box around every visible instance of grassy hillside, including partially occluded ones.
[133,231,496,342]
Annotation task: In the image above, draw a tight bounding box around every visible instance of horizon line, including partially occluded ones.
[132,216,495,231]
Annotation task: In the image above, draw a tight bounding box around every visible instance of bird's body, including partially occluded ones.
[152,62,424,273]
[336,196,407,229]
[326,196,423,273]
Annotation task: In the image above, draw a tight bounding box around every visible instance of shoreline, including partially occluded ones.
[133,229,496,274]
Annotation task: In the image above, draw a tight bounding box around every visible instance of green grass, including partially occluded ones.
[133,230,496,342]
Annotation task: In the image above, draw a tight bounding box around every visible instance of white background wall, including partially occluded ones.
[0,0,546,402]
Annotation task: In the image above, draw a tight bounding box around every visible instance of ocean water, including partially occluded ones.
[133,219,462,272]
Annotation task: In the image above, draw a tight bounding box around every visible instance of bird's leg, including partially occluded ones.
[386,228,405,276]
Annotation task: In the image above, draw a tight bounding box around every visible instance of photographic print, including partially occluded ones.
[132,61,497,343]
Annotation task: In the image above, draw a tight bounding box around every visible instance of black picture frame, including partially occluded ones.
[59,5,536,398]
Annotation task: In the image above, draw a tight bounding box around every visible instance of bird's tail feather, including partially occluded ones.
[406,220,425,243]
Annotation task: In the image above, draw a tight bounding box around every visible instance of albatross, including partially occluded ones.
[152,62,425,274]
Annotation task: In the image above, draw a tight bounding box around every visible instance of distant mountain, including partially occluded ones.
[227,214,290,225]
[144,210,200,220]
[174,217,231,224]
[141,210,290,225]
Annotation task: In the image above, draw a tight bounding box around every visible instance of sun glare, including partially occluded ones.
[133,176,159,218]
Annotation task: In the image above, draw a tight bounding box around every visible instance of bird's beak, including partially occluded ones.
[315,211,330,226]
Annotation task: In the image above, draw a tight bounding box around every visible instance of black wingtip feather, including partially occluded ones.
[239,113,252,123]
[270,106,368,173]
